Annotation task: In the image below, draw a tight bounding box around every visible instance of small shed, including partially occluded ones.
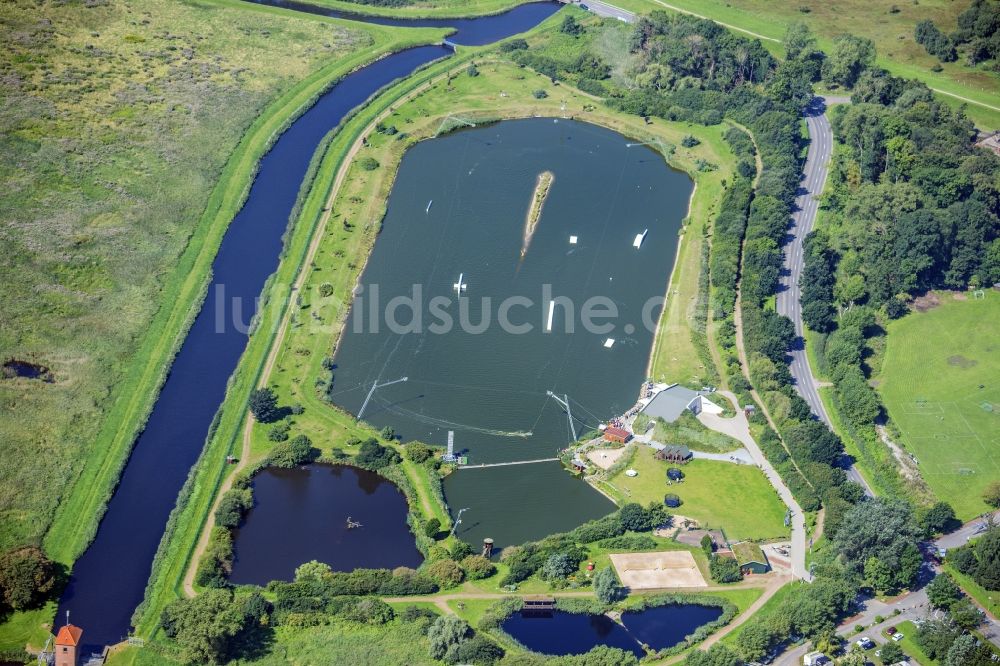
[603,426,632,444]
[732,541,770,574]
[654,444,691,464]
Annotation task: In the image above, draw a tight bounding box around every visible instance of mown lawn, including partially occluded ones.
[604,447,788,541]
[876,291,1000,519]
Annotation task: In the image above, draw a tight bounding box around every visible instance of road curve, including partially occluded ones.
[774,97,875,497]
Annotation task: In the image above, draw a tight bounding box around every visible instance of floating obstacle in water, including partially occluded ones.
[633,228,648,249]
[453,272,467,295]
[426,200,433,213]
[346,516,363,529]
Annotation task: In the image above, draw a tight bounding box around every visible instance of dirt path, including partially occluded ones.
[181,68,452,598]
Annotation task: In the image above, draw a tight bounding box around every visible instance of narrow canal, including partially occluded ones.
[57,2,561,650]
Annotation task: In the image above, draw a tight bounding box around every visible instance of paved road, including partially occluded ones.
[773,97,874,497]
[697,391,811,581]
[566,0,636,23]
[936,511,999,550]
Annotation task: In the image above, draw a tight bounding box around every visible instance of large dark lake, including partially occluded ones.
[229,464,421,585]
[330,118,693,547]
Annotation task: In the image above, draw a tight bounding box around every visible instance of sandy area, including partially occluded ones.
[609,550,708,589]
[586,447,627,470]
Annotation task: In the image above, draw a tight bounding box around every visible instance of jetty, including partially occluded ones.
[457,457,559,469]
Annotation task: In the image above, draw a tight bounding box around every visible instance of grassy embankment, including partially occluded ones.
[613,0,1000,129]
[296,0,532,18]
[0,0,371,557]
[134,11,751,646]
[0,0,444,650]
[876,291,1000,519]
[599,447,788,541]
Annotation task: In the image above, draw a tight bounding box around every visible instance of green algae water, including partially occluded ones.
[331,118,692,547]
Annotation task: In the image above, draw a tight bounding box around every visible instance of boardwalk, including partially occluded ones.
[457,458,559,470]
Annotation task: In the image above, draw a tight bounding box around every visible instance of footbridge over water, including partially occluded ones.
[457,457,560,469]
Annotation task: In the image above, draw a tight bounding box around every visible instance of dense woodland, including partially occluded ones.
[511,11,1000,665]
[915,0,1000,66]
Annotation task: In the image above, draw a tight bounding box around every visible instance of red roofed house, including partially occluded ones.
[603,426,632,444]
[55,623,82,666]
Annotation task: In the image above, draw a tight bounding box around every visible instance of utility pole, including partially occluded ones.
[357,376,408,421]
[546,391,577,442]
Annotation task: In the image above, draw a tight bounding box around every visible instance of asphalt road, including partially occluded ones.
[774,97,875,497]
[568,0,637,23]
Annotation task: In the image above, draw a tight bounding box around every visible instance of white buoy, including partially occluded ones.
[604,338,615,348]
[569,235,578,244]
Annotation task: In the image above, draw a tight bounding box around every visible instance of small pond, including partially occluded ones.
[229,464,421,585]
[2,359,52,381]
[501,604,723,656]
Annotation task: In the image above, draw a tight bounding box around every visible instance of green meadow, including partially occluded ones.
[877,291,1000,519]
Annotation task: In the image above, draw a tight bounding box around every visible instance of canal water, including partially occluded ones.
[329,119,692,547]
[57,3,560,650]
[501,603,723,656]
[229,464,421,585]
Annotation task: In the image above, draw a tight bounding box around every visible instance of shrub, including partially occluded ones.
[268,434,318,468]
[499,38,528,52]
[344,597,394,625]
[453,635,504,665]
[532,89,548,99]
[709,555,743,583]
[541,553,576,580]
[983,480,1000,508]
[596,534,658,551]
[359,157,379,171]
[214,488,252,529]
[318,282,334,297]
[427,615,472,660]
[681,134,700,147]
[461,555,496,580]
[467,63,479,77]
[425,518,442,539]
[405,441,435,463]
[267,420,290,442]
[355,438,401,469]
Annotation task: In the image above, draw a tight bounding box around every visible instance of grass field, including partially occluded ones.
[876,291,1000,519]
[615,0,1000,129]
[0,0,379,553]
[604,447,788,541]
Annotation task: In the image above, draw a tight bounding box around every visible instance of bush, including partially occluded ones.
[681,134,700,147]
[267,420,290,442]
[405,441,435,463]
[359,157,379,171]
[983,480,1000,508]
[461,555,496,580]
[318,282,334,297]
[532,89,548,99]
[450,540,475,560]
[344,597,395,625]
[499,38,528,52]
[594,566,621,603]
[214,488,252,529]
[453,635,504,665]
[596,534,658,551]
[709,555,743,583]
[268,434,318,468]
[467,63,480,77]
[425,518,442,539]
[427,615,472,661]
[355,438,401,469]
[541,553,576,580]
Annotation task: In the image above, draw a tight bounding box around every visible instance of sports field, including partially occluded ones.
[878,291,1000,520]
[604,447,788,541]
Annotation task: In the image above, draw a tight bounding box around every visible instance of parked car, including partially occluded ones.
[856,636,875,650]
[892,632,904,641]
